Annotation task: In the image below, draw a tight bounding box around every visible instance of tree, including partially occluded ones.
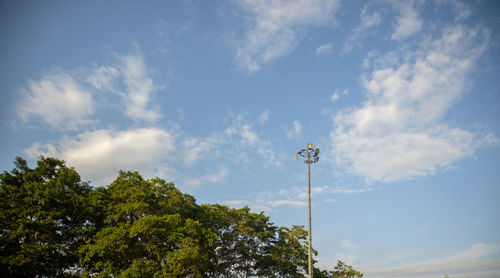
[314,260,363,278]
[200,204,277,277]
[268,225,310,277]
[1,156,362,277]
[0,156,93,277]
[79,171,215,277]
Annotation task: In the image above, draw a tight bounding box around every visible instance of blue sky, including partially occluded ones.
[1,0,500,276]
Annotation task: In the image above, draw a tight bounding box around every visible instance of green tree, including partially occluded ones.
[0,156,93,277]
[79,170,215,277]
[1,156,361,278]
[315,260,363,278]
[332,260,363,278]
[201,205,319,278]
[200,204,277,277]
[268,225,310,277]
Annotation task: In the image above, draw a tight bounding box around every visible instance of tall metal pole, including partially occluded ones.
[307,152,313,278]
[297,143,319,278]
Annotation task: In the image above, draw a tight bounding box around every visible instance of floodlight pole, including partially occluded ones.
[297,143,320,278]
[307,150,312,278]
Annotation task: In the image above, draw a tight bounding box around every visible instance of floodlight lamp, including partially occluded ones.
[314,147,319,157]
[307,143,313,150]
[314,157,319,163]
[296,153,299,160]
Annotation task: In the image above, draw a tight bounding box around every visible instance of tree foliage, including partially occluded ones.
[314,261,363,278]
[0,156,364,277]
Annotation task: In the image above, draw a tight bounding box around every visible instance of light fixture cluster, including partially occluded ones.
[296,143,320,164]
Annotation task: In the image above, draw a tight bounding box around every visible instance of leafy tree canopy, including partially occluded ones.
[1,157,363,277]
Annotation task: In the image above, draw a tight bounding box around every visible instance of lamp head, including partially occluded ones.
[307,143,313,150]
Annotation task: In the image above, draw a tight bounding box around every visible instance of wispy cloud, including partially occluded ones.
[436,0,472,21]
[17,71,94,129]
[225,186,310,213]
[154,1,198,55]
[225,119,282,167]
[183,165,229,192]
[331,25,489,182]
[181,134,221,166]
[87,65,119,91]
[331,88,348,102]
[226,184,372,213]
[330,187,372,194]
[225,196,307,213]
[359,243,500,278]
[391,0,423,41]
[232,0,340,72]
[87,52,161,123]
[343,4,382,53]
[179,113,283,171]
[286,120,303,138]
[22,111,282,188]
[316,42,333,55]
[119,54,161,122]
[259,110,270,123]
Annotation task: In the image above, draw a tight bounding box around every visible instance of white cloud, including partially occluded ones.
[203,166,229,183]
[86,53,162,123]
[259,110,270,123]
[343,4,382,53]
[331,25,489,182]
[233,0,340,72]
[87,65,119,91]
[227,184,368,213]
[227,121,281,167]
[25,128,175,185]
[184,166,229,191]
[17,72,94,129]
[17,51,161,129]
[362,50,401,70]
[359,243,500,278]
[331,88,348,102]
[391,0,423,41]
[359,5,382,29]
[120,54,161,122]
[330,187,372,194]
[316,43,333,55]
[240,123,260,145]
[482,132,500,146]
[280,186,329,200]
[318,243,500,277]
[225,197,307,213]
[225,186,309,212]
[436,0,471,21]
[182,135,220,165]
[286,120,303,138]
[23,112,280,187]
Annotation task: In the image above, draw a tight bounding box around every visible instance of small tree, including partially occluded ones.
[314,260,363,278]
[331,260,363,278]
